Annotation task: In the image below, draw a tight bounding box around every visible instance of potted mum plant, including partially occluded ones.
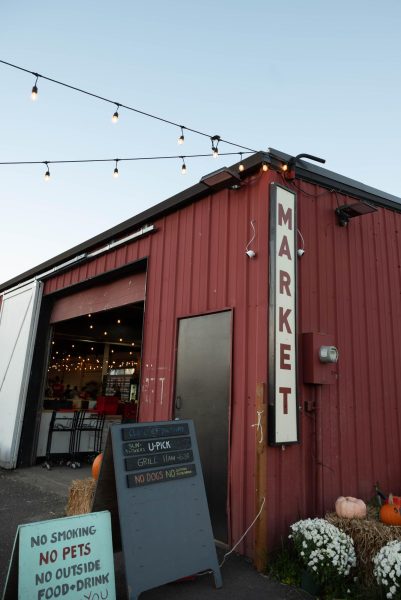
[373,540,401,599]
[289,518,356,597]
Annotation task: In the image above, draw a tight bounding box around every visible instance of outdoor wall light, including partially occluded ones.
[200,167,242,191]
[319,346,339,364]
[336,201,378,226]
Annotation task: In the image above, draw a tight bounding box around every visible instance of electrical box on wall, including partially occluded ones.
[302,332,338,384]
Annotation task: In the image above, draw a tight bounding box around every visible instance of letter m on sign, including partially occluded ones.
[268,183,298,445]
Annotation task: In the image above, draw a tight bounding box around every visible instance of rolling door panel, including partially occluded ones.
[50,272,146,323]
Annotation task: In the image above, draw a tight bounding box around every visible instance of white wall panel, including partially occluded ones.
[0,281,43,468]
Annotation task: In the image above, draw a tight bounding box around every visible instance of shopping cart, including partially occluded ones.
[42,410,80,470]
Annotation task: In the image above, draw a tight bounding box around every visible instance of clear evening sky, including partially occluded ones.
[0,1,400,284]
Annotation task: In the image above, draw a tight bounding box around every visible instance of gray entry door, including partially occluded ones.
[174,311,231,543]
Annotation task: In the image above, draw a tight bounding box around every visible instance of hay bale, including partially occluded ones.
[326,507,401,584]
[66,478,96,516]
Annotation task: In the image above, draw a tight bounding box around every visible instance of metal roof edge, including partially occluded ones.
[0,152,267,293]
[1,149,400,293]
[268,147,401,210]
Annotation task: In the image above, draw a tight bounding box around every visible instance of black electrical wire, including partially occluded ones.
[0,150,254,166]
[280,172,335,199]
[0,59,258,153]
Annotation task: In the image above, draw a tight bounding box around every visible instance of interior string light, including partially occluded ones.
[112,103,120,123]
[113,159,119,178]
[238,153,245,172]
[181,157,187,174]
[31,74,39,101]
[178,126,185,145]
[44,162,50,181]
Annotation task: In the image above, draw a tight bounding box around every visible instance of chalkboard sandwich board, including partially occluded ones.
[92,419,222,600]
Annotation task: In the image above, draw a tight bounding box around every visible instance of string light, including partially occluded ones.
[178,126,185,145]
[3,53,270,186]
[113,159,119,178]
[281,163,288,172]
[1,151,255,177]
[0,60,257,155]
[262,162,269,172]
[211,135,220,158]
[112,103,120,123]
[31,74,39,101]
[238,153,245,172]
[44,162,50,181]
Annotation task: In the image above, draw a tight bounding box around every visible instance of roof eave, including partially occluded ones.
[1,149,400,293]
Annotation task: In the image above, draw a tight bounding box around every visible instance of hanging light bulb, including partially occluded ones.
[178,126,185,145]
[112,104,120,123]
[281,163,288,172]
[113,159,119,178]
[262,162,269,172]
[44,162,50,181]
[31,75,39,101]
[238,153,245,172]
[211,135,220,159]
[181,157,187,174]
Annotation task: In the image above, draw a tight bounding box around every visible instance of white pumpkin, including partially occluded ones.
[335,496,367,519]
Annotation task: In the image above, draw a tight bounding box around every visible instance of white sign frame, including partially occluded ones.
[268,183,299,445]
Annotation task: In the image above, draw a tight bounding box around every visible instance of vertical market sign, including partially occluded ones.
[268,183,299,445]
[3,511,115,600]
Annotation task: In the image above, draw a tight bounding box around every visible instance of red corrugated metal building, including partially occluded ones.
[1,148,401,561]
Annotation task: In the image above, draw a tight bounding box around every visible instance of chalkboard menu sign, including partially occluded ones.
[94,419,222,600]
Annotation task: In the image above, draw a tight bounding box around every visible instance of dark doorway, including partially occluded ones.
[174,311,231,543]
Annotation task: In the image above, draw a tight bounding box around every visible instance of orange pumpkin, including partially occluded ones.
[91,453,103,480]
[380,494,401,526]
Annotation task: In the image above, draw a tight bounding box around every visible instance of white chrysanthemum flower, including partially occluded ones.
[289,517,356,584]
[373,540,401,599]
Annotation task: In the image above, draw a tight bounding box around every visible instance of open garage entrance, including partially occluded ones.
[45,302,144,417]
[14,269,148,467]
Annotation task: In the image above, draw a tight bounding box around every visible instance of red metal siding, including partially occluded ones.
[41,170,401,559]
[43,174,272,556]
[265,176,401,551]
[43,236,151,295]
[138,176,275,556]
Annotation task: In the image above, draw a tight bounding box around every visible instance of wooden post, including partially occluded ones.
[254,382,268,572]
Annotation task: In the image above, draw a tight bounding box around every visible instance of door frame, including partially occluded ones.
[172,307,234,543]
